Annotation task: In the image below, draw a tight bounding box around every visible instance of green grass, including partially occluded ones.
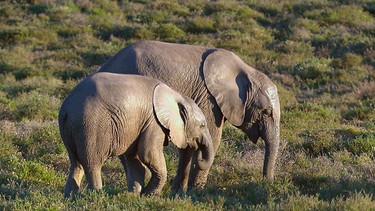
[0,0,374,210]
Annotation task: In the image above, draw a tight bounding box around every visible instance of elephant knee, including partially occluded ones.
[157,167,168,186]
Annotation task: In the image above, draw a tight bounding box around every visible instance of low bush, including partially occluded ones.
[13,91,60,121]
[155,23,185,41]
[292,57,333,88]
[345,133,375,157]
[186,17,217,34]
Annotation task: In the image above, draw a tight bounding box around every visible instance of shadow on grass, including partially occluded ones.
[292,175,375,201]
[187,182,269,208]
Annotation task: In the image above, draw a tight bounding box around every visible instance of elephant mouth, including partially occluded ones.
[188,138,199,150]
[240,124,260,144]
[249,133,260,144]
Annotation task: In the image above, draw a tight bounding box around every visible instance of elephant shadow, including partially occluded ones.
[292,174,375,201]
[183,176,375,208]
[184,182,270,208]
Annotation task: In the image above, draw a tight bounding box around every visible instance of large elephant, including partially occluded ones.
[98,40,281,192]
[58,72,214,198]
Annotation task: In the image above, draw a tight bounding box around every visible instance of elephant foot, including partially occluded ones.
[188,169,208,190]
[141,190,161,197]
[171,183,188,197]
[64,183,79,198]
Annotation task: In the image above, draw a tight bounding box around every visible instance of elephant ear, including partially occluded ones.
[153,83,187,149]
[203,50,249,126]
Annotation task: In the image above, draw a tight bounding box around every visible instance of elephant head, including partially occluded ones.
[153,83,215,171]
[203,50,280,180]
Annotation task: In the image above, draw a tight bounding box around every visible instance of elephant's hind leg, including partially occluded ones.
[64,163,84,198]
[84,165,103,191]
[124,155,147,195]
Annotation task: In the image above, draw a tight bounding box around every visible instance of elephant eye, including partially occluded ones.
[263,109,272,116]
[200,123,205,128]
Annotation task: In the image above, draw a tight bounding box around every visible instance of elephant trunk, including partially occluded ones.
[196,132,215,171]
[262,124,280,180]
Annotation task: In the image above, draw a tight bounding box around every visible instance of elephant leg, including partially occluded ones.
[124,155,147,195]
[84,165,103,190]
[119,155,128,177]
[139,149,167,196]
[64,162,84,198]
[171,147,194,195]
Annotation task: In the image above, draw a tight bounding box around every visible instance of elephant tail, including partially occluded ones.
[58,109,81,165]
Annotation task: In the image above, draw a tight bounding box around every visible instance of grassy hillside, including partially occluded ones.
[1,0,374,210]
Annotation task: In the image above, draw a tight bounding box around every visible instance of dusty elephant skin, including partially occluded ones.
[58,73,214,198]
[98,40,281,193]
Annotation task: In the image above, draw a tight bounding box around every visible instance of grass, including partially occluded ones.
[0,0,374,210]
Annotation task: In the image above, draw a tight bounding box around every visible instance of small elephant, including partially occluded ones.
[98,40,281,192]
[58,72,214,198]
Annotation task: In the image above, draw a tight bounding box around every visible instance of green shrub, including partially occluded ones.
[171,5,190,17]
[300,129,337,157]
[186,17,216,34]
[345,134,375,156]
[13,91,60,121]
[304,5,373,27]
[203,1,237,16]
[150,11,170,24]
[134,26,154,40]
[342,53,363,69]
[0,121,18,158]
[28,3,50,14]
[56,24,89,38]
[53,64,88,81]
[156,23,185,41]
[0,4,20,17]
[292,57,332,88]
[127,13,153,24]
[235,6,265,21]
[46,5,72,22]
[12,123,64,160]
[0,45,48,79]
[341,99,375,121]
[0,90,15,120]
[274,40,314,74]
[2,76,65,98]
[282,102,341,149]
[96,24,138,41]
[17,161,62,185]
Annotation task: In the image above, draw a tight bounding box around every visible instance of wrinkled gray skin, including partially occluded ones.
[58,73,214,198]
[98,41,281,193]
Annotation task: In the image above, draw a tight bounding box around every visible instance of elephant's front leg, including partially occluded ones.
[171,147,194,195]
[138,148,167,196]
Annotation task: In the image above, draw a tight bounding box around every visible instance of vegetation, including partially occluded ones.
[1,0,374,210]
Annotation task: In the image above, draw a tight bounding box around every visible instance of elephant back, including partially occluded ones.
[98,41,208,99]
